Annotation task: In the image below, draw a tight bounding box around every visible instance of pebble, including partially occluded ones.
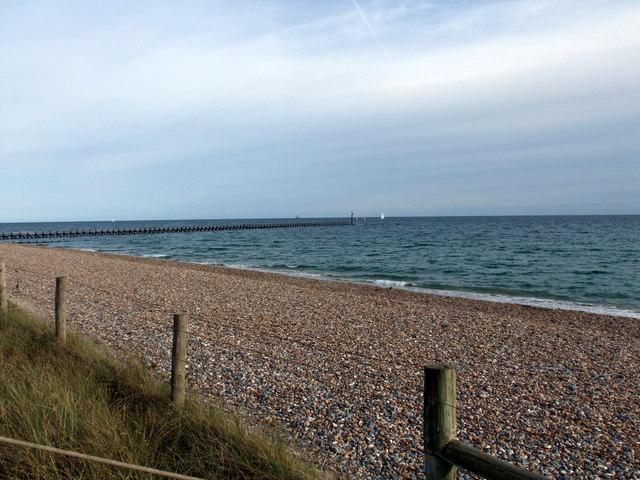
[1,243,639,480]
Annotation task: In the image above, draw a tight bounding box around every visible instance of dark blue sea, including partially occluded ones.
[2,216,639,318]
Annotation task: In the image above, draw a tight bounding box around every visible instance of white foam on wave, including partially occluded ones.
[143,253,169,258]
[314,273,640,319]
[203,261,325,278]
[373,279,409,288]
[223,266,640,319]
[229,263,259,270]
[408,287,640,319]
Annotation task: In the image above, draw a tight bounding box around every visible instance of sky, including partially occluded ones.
[1,0,639,222]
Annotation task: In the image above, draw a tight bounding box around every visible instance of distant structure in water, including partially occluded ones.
[0,220,350,241]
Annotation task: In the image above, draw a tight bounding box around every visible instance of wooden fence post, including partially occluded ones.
[55,276,68,342]
[0,261,7,316]
[171,313,188,405]
[424,365,457,480]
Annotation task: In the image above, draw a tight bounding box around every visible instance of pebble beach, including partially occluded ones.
[1,242,638,479]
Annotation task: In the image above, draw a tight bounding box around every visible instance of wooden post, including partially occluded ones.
[0,261,7,316]
[424,365,457,480]
[171,313,188,405]
[55,276,68,342]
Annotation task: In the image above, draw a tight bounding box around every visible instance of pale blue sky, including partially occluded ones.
[1,0,639,222]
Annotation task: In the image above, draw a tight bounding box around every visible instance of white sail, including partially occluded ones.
[381,212,384,220]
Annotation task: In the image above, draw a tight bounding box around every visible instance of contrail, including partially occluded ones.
[350,0,389,58]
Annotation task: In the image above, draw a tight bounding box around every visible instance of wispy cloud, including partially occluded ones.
[350,0,390,57]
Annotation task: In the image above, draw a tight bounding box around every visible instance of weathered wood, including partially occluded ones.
[424,365,457,480]
[0,261,7,315]
[171,313,188,405]
[444,440,551,480]
[0,434,205,480]
[55,276,68,342]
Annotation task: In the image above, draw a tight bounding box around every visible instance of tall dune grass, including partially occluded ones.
[0,303,322,479]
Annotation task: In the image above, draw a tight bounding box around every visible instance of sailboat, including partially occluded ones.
[380,212,384,220]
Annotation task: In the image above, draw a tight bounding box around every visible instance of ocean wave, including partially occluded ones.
[373,279,410,288]
[406,287,640,319]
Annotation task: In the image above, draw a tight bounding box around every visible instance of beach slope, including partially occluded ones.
[1,243,638,479]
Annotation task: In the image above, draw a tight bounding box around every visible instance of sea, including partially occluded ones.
[1,215,639,319]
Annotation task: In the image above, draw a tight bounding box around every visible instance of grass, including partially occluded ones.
[0,303,323,480]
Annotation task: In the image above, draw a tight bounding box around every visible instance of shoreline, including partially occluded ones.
[203,261,640,320]
[25,241,640,321]
[63,242,638,321]
[1,242,638,479]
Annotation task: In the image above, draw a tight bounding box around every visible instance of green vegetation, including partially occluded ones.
[0,303,322,479]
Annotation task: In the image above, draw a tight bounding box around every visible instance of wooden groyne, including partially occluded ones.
[0,220,350,241]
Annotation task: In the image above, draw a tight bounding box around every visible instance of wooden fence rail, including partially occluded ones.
[424,366,550,480]
[0,435,205,480]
